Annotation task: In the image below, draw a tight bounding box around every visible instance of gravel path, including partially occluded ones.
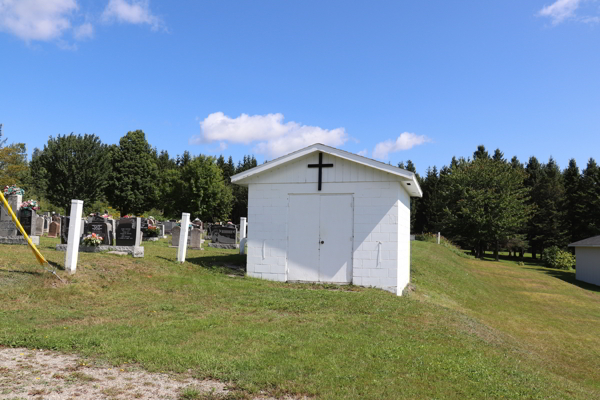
[0,347,234,399]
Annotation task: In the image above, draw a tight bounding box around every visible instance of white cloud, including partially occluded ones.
[102,0,162,30]
[372,132,431,160]
[191,112,349,159]
[0,0,78,41]
[73,22,93,40]
[357,149,369,157]
[581,15,600,24]
[539,0,581,24]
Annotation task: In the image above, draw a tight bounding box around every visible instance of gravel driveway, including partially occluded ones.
[0,347,241,399]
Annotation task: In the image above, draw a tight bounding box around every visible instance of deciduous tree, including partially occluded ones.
[30,133,111,214]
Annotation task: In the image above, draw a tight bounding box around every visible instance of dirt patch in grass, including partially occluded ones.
[0,347,306,400]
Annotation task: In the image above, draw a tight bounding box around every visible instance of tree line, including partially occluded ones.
[403,145,600,259]
[2,130,597,252]
[0,130,256,223]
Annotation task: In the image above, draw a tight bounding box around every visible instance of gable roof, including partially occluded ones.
[569,236,600,247]
[230,143,423,197]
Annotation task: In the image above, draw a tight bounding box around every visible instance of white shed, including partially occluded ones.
[568,236,600,287]
[231,143,422,295]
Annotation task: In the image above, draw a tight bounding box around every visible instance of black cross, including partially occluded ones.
[308,152,334,191]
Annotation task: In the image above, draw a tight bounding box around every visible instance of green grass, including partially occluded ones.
[0,237,599,399]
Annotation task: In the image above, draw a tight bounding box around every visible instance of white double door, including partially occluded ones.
[287,194,353,283]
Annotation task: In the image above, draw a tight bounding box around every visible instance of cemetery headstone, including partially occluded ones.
[84,215,110,245]
[48,221,59,238]
[19,209,34,236]
[171,225,181,247]
[115,218,137,246]
[35,216,44,236]
[163,221,175,234]
[212,225,236,244]
[60,216,70,244]
[189,228,203,249]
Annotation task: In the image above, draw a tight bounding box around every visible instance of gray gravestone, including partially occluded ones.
[212,225,236,244]
[189,228,203,249]
[163,221,175,234]
[171,225,181,247]
[35,217,44,236]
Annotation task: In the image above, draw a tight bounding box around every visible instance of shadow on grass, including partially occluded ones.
[185,254,246,276]
[0,269,44,277]
[475,252,546,267]
[47,261,65,271]
[524,267,600,293]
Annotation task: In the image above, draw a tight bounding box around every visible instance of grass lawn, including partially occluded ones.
[1,237,599,399]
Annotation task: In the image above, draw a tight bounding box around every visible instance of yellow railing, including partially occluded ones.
[0,192,47,266]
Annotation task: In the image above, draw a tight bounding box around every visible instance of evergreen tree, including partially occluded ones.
[473,145,490,160]
[441,157,531,259]
[577,159,600,239]
[562,159,581,243]
[230,155,258,223]
[492,148,505,162]
[30,133,111,214]
[536,158,569,249]
[510,156,523,170]
[107,130,159,216]
[524,156,543,258]
[415,166,444,233]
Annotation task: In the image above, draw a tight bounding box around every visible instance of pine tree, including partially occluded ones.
[106,130,159,216]
[577,159,600,239]
[473,145,490,160]
[524,156,543,258]
[562,159,581,243]
[492,148,505,162]
[230,155,258,223]
[442,157,531,259]
[536,158,568,249]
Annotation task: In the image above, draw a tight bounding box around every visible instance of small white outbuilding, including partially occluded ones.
[568,236,600,287]
[231,143,422,295]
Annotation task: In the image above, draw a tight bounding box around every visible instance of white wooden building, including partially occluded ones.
[231,143,422,295]
[568,236,600,287]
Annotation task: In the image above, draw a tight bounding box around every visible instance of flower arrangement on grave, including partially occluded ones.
[3,185,24,196]
[82,233,103,247]
[20,199,40,211]
[144,225,160,237]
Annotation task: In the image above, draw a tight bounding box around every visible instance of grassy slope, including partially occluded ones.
[0,238,598,399]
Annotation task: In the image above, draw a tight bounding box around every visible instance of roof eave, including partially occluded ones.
[231,144,422,197]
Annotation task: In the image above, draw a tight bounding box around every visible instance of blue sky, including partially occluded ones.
[1,0,599,175]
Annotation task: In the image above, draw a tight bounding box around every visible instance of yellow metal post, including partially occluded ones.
[0,192,47,266]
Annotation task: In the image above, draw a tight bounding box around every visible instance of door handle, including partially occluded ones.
[320,240,324,244]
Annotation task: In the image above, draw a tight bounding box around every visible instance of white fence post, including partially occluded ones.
[437,232,441,245]
[177,213,190,263]
[65,200,83,274]
[240,217,247,240]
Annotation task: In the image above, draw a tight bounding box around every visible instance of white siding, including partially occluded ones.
[244,153,402,185]
[575,247,600,286]
[246,176,412,295]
